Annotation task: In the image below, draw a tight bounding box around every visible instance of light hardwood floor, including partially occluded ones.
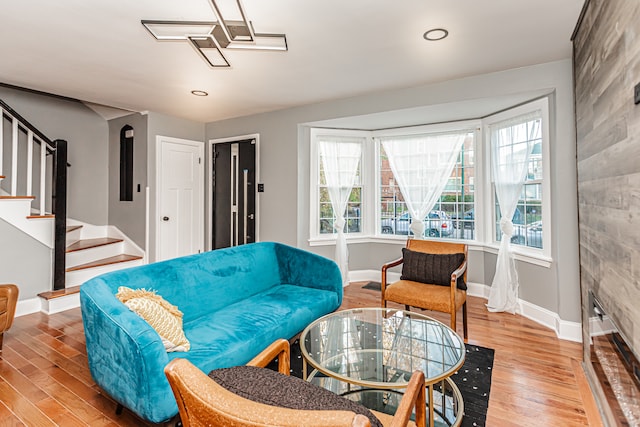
[0,282,603,426]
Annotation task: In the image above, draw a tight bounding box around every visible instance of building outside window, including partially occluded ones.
[378,130,475,240]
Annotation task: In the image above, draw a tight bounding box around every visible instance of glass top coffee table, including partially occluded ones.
[300,308,465,427]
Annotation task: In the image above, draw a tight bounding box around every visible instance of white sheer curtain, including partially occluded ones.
[487,112,541,313]
[380,132,466,238]
[319,138,362,286]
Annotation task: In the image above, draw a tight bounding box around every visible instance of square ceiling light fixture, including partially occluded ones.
[142,0,287,68]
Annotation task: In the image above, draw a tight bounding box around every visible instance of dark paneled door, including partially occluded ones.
[212,139,256,249]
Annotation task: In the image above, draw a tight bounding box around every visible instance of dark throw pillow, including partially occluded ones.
[208,365,383,427]
[400,248,467,290]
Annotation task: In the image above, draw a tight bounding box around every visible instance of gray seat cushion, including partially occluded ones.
[209,365,382,427]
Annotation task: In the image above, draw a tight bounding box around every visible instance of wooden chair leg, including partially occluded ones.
[451,309,457,336]
[462,302,468,342]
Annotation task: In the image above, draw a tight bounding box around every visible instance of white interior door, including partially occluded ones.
[157,136,204,261]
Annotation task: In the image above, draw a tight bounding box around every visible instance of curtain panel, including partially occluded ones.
[380,132,466,238]
[318,137,362,286]
[487,111,541,313]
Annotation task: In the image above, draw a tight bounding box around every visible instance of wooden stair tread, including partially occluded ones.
[27,214,55,219]
[66,254,143,272]
[66,224,83,233]
[0,195,35,199]
[66,237,123,252]
[37,285,81,300]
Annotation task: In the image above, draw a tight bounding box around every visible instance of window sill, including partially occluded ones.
[308,235,552,268]
[482,244,552,268]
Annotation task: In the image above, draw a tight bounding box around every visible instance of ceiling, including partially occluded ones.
[0,1,584,123]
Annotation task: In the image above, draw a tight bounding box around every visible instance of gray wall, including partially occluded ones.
[146,112,205,262]
[205,59,581,323]
[108,113,148,248]
[0,86,109,224]
[0,219,51,299]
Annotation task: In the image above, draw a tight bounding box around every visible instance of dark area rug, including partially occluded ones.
[270,339,494,427]
[362,281,381,291]
[453,344,494,427]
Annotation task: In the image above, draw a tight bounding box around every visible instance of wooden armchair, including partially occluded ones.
[0,284,19,352]
[381,239,468,341]
[165,339,426,427]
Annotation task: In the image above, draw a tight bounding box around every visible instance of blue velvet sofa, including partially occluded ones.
[80,242,342,424]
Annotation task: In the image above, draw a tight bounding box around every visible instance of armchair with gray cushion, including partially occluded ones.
[165,339,427,427]
[382,239,468,341]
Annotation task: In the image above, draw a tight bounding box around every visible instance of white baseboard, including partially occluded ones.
[15,297,42,317]
[15,293,81,317]
[348,269,582,343]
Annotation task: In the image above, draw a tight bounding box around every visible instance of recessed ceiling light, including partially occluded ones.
[191,90,209,96]
[423,28,448,41]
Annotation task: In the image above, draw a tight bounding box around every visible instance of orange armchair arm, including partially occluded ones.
[247,338,290,375]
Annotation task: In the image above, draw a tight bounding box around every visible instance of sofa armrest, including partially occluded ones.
[80,280,178,423]
[274,243,343,306]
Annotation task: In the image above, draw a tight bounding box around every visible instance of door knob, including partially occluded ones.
[162,216,170,221]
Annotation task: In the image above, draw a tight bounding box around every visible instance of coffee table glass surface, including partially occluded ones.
[300,307,465,388]
[300,308,466,426]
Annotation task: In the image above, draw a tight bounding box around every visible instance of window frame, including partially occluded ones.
[309,128,370,242]
[372,120,480,241]
[483,97,551,260]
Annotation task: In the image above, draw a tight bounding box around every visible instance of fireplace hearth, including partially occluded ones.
[589,293,640,426]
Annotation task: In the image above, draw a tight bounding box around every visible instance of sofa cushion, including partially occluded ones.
[116,286,190,352]
[400,248,466,290]
[174,284,340,372]
[96,243,284,323]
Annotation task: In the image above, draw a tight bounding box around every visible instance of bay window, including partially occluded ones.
[309,97,550,260]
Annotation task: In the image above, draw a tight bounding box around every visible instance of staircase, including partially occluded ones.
[64,220,144,288]
[37,220,145,313]
[1,98,145,313]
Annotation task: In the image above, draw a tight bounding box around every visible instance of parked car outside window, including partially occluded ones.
[380,211,454,237]
[452,208,475,230]
[511,220,542,249]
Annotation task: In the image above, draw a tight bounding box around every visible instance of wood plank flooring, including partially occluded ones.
[0,282,602,426]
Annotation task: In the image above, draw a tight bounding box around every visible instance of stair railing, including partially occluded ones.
[0,99,68,291]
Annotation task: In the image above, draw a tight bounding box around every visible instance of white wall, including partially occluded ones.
[0,219,51,299]
[0,86,109,225]
[108,113,148,248]
[205,59,580,323]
